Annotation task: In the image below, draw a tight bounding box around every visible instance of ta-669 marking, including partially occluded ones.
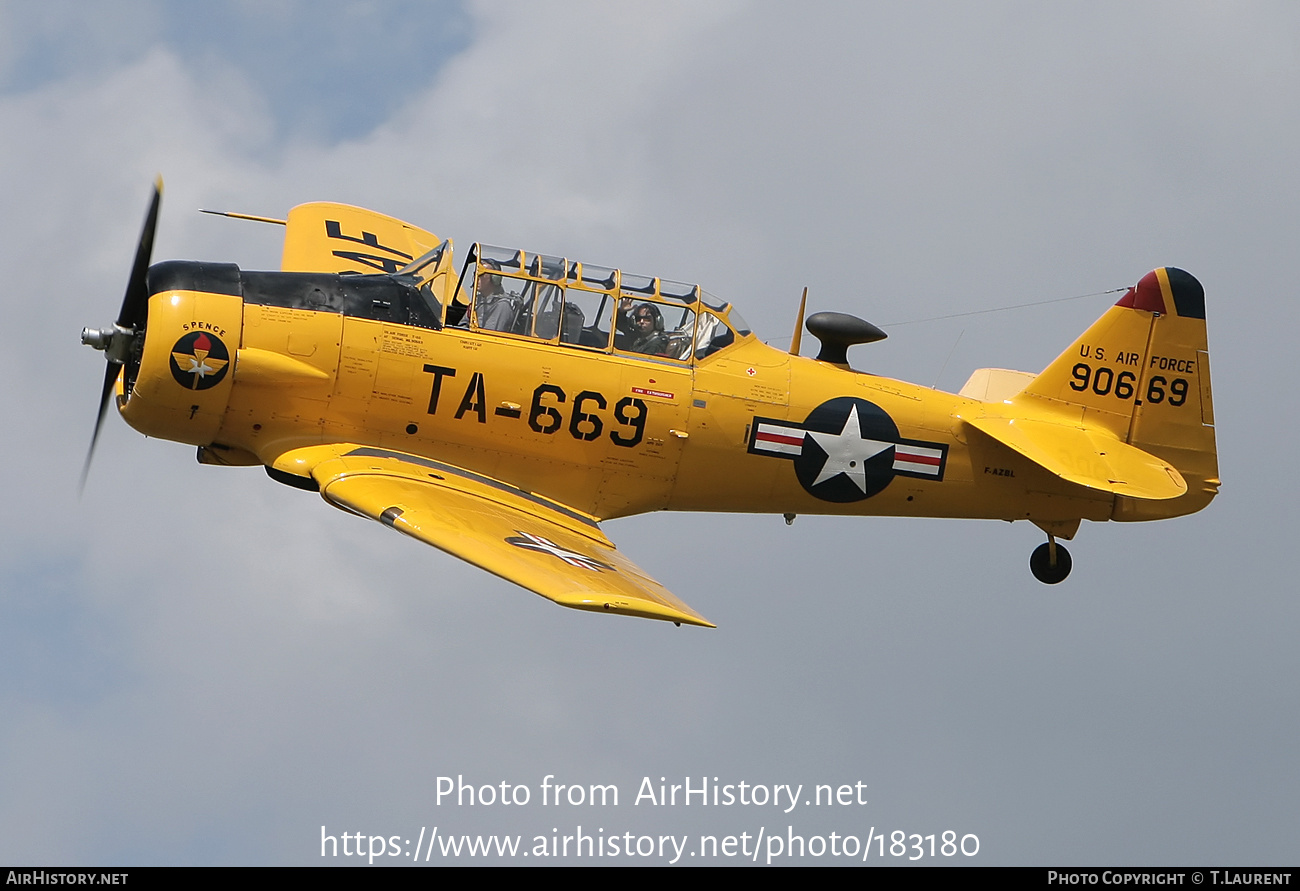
[422,364,648,448]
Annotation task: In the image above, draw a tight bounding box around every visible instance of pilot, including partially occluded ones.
[617,300,669,355]
[475,271,517,331]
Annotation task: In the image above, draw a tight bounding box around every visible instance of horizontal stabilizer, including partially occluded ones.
[967,417,1187,500]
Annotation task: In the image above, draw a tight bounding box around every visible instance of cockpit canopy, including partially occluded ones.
[402,241,751,363]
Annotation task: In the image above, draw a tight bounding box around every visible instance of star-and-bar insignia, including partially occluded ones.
[748,396,948,502]
[505,531,614,572]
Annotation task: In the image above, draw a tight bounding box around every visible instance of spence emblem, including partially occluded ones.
[169,332,230,390]
[748,396,948,502]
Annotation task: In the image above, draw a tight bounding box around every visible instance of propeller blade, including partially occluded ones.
[116,176,163,330]
[83,177,163,494]
[80,362,121,493]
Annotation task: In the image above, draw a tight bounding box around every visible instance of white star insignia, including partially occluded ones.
[806,405,893,492]
[506,532,611,571]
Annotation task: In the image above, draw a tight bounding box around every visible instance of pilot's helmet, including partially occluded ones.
[477,264,503,295]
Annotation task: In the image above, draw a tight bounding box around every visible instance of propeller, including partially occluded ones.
[80,177,163,491]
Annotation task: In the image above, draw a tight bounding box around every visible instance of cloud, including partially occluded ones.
[1,0,1296,864]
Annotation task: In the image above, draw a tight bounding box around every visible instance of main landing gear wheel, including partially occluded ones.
[1030,538,1072,584]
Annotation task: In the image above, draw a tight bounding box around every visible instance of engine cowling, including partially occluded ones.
[119,262,243,447]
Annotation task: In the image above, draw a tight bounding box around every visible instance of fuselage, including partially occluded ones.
[115,257,1212,531]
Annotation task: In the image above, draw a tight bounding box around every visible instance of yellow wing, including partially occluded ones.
[269,445,713,627]
[280,202,441,274]
[966,417,1187,500]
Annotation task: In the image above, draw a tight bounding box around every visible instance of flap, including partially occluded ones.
[274,444,713,627]
[966,417,1187,500]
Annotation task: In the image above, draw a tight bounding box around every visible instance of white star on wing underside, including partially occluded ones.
[806,405,893,492]
[507,532,611,571]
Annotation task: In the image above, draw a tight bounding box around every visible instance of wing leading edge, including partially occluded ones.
[270,445,713,627]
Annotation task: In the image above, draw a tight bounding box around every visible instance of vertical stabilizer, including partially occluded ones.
[1016,268,1218,519]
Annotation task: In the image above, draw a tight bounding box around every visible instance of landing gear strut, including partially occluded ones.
[1029,535,1072,584]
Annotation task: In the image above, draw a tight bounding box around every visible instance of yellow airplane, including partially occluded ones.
[82,182,1218,628]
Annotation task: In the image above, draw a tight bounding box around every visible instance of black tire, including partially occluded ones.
[1029,542,1072,584]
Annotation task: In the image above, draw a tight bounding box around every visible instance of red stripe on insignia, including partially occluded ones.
[757,431,804,447]
[895,450,941,466]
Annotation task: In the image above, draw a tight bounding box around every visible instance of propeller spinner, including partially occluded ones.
[80,178,163,490]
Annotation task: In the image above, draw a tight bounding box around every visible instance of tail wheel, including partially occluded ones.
[1030,538,1072,584]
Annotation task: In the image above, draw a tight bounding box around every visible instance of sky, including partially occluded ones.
[1,0,1297,866]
